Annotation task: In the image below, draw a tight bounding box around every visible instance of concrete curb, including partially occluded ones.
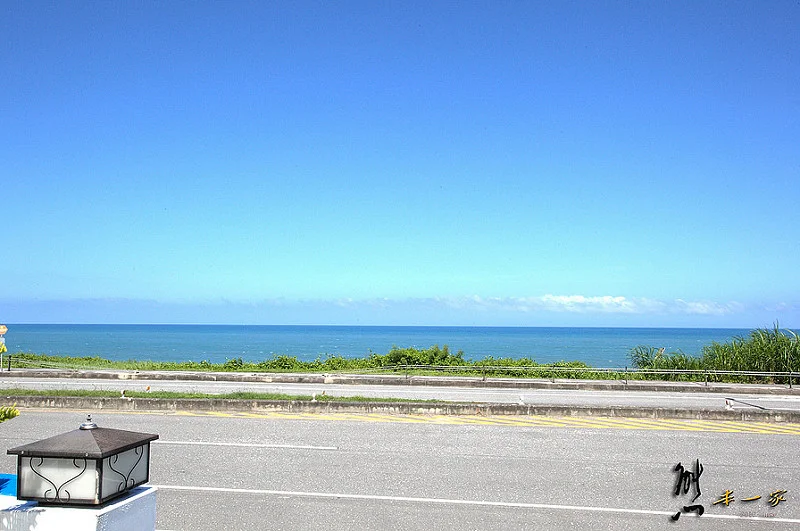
[2,368,799,395]
[5,395,800,423]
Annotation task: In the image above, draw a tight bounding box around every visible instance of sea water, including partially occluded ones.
[3,324,747,367]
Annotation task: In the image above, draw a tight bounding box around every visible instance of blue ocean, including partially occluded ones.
[3,325,748,368]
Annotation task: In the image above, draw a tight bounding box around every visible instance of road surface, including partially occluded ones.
[2,375,800,413]
[2,409,799,530]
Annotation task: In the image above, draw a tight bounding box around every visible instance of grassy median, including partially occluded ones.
[0,388,440,403]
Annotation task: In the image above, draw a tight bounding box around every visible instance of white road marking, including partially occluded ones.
[151,484,800,524]
[153,440,337,450]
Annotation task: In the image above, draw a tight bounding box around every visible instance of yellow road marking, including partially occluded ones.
[168,410,800,434]
[16,407,800,434]
[712,419,800,435]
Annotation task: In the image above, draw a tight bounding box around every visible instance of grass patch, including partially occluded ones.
[0,388,440,403]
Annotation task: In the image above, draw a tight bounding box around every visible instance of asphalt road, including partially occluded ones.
[2,409,799,530]
[3,376,800,413]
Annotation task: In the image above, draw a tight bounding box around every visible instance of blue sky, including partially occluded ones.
[2,1,798,327]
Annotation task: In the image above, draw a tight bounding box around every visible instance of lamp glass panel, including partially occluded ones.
[18,456,99,503]
[100,445,150,500]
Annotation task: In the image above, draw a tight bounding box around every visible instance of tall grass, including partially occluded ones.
[701,326,799,373]
[630,324,800,383]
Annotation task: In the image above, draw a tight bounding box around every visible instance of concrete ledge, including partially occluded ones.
[2,368,798,395]
[0,486,156,531]
[4,395,800,423]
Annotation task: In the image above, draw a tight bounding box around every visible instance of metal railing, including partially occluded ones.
[2,356,81,371]
[364,364,797,388]
[1,356,795,388]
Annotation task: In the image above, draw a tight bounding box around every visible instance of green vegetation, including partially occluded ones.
[0,388,437,403]
[6,326,799,385]
[630,325,799,383]
[7,345,473,372]
[0,404,19,422]
[7,345,609,379]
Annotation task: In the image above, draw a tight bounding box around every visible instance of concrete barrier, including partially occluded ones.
[4,395,800,423]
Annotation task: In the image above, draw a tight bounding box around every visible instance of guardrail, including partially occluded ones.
[1,356,796,388]
[1,356,120,372]
[364,364,797,388]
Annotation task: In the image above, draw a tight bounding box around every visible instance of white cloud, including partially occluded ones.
[538,294,637,313]
[673,299,744,316]
[416,295,743,316]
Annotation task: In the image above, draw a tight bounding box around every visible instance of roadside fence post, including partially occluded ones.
[790,372,793,389]
[624,366,628,385]
[704,371,708,386]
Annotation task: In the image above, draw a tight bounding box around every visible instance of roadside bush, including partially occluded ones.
[379,345,467,366]
[257,355,305,371]
[0,405,19,423]
[318,355,351,371]
[222,357,245,371]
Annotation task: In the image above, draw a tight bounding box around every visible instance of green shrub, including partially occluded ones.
[222,357,244,370]
[379,345,467,366]
[257,355,304,371]
[0,405,19,423]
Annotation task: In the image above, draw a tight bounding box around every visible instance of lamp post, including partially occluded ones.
[7,415,158,506]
